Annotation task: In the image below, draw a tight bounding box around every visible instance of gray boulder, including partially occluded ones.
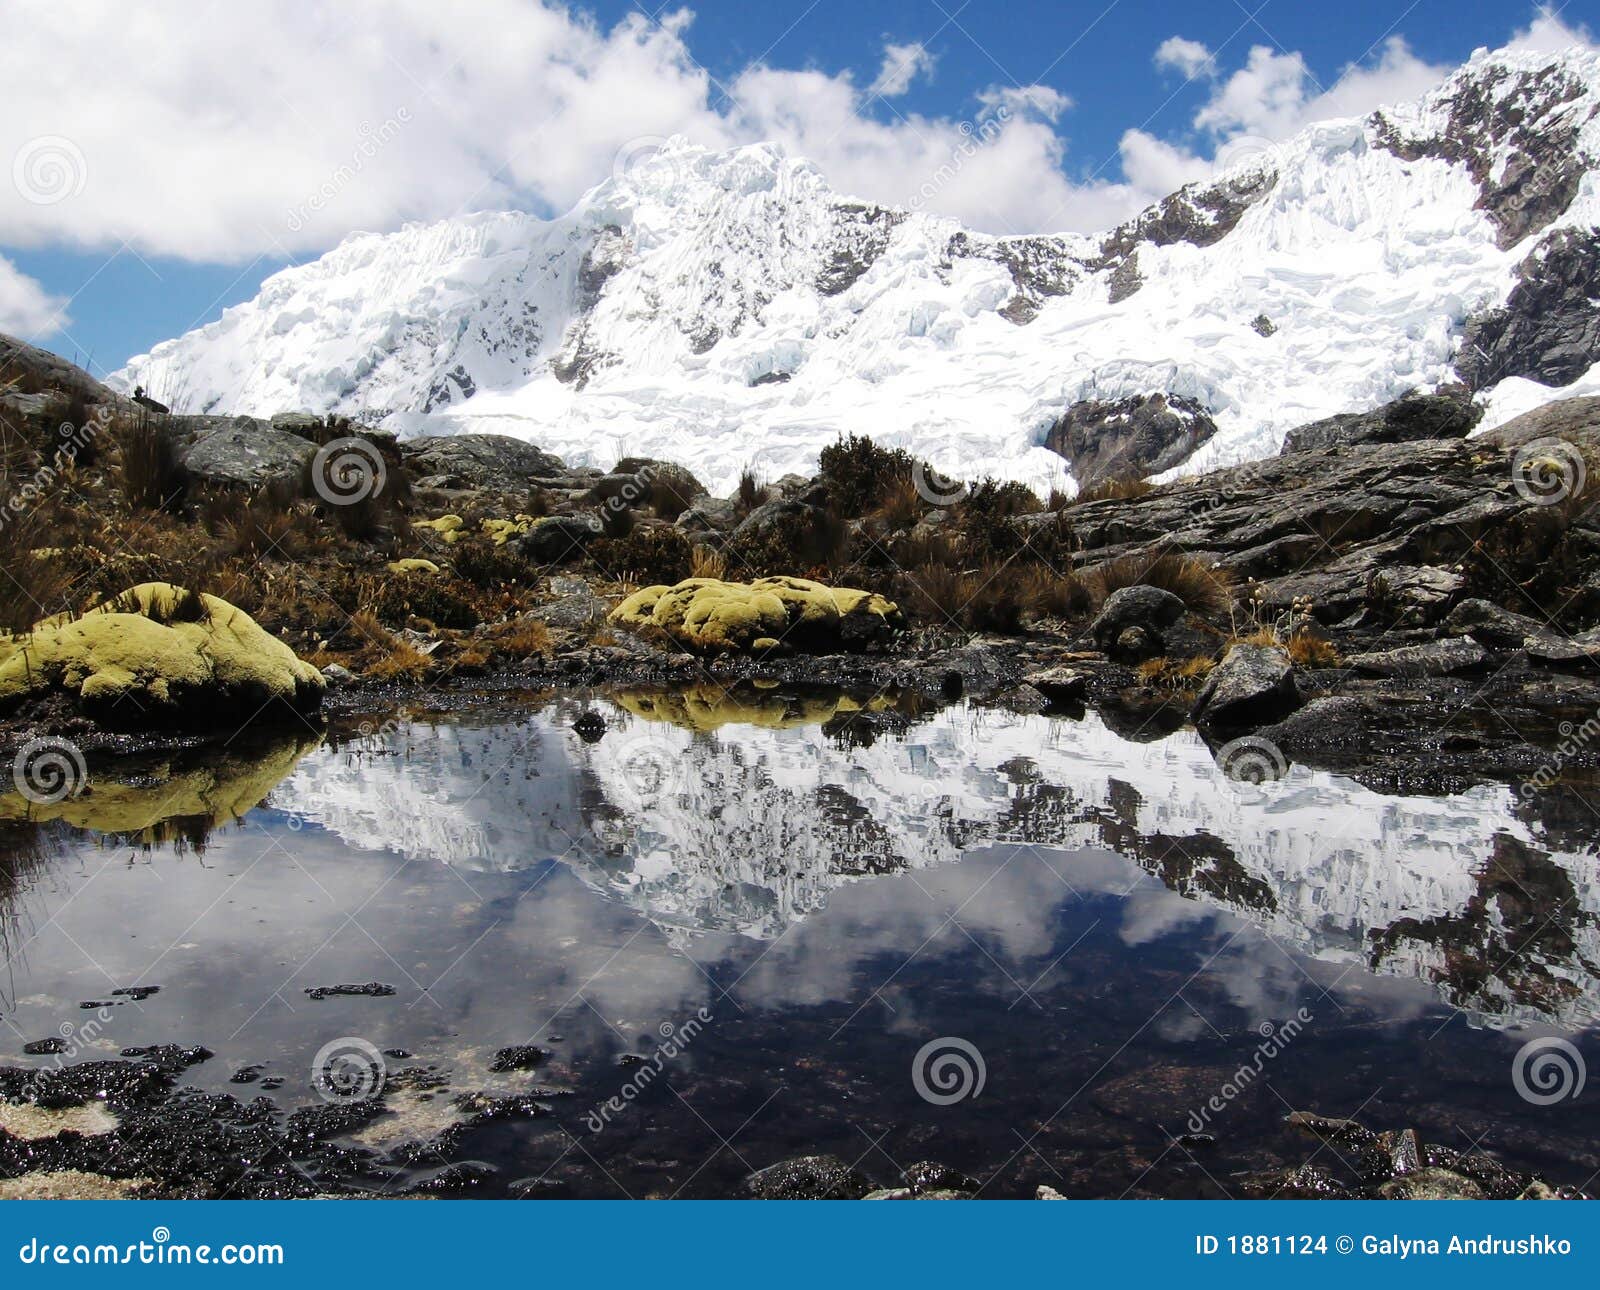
[169,415,316,489]
[1192,643,1301,729]
[400,434,567,490]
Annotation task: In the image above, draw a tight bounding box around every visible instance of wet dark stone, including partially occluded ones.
[903,1160,982,1195]
[112,986,161,1001]
[489,1045,548,1073]
[23,1038,69,1055]
[572,711,607,742]
[304,982,397,1000]
[746,1155,873,1200]
[229,1066,265,1085]
[382,1048,413,1060]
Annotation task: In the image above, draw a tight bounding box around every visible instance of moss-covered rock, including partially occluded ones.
[608,576,901,653]
[0,583,325,727]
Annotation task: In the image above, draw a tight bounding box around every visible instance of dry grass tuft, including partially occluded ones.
[1092,551,1235,617]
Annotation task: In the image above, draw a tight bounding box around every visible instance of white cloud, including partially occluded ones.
[1505,5,1596,54]
[1118,36,1456,201]
[868,40,935,98]
[977,84,1075,122]
[1154,36,1215,80]
[0,1,1589,264]
[0,256,69,337]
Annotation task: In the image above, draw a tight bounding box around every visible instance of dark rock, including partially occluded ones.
[1280,390,1481,455]
[488,1046,548,1073]
[1255,696,1375,758]
[303,982,396,1001]
[1442,598,1548,648]
[1368,564,1465,625]
[1346,637,1491,678]
[902,1161,981,1195]
[572,711,607,742]
[676,497,740,532]
[1045,392,1217,486]
[1085,585,1187,661]
[516,514,603,564]
[1192,643,1300,729]
[1459,226,1600,390]
[23,1038,68,1055]
[745,1155,872,1200]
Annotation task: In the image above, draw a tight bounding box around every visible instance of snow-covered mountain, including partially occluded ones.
[116,42,1600,496]
[273,698,1600,1031]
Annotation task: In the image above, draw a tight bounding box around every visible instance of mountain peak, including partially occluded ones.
[116,42,1600,495]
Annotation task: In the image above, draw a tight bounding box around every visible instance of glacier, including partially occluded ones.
[115,43,1600,498]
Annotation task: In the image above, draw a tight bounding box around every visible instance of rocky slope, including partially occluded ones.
[113,43,1600,496]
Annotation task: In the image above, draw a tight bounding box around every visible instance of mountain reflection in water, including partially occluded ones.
[2,690,1598,1197]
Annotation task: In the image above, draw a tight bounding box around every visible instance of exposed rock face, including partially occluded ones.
[1458,229,1600,389]
[1046,392,1217,486]
[399,434,568,490]
[1371,59,1596,248]
[1279,390,1481,455]
[1062,395,1600,631]
[0,333,126,412]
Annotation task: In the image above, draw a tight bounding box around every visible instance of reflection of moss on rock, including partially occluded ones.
[608,577,901,653]
[386,558,440,575]
[0,583,325,725]
[615,684,892,731]
[0,735,317,844]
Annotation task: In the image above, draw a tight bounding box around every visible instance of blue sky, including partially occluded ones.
[0,0,1591,376]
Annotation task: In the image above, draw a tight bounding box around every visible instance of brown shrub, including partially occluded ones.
[1073,475,1155,505]
[112,409,184,511]
[591,525,693,584]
